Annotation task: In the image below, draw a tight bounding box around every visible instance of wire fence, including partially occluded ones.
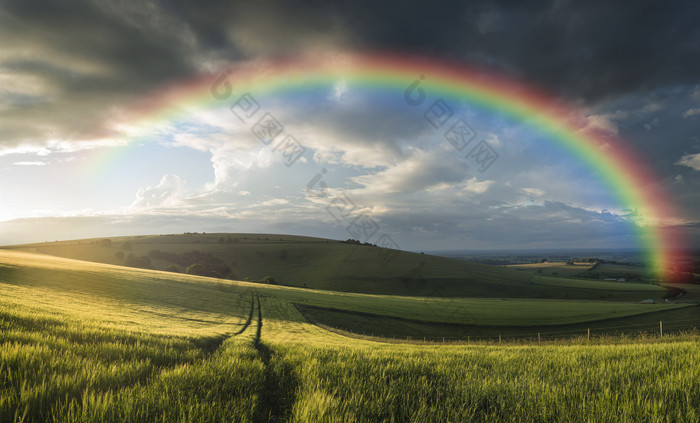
[322,318,700,345]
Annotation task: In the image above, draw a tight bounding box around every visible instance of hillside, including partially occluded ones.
[1,248,698,421]
[6,233,674,302]
[0,249,694,340]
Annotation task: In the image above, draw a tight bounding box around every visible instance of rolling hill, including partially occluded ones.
[5,233,677,302]
[1,244,698,421]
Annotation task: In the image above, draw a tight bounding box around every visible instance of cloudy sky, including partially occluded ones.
[1,0,699,252]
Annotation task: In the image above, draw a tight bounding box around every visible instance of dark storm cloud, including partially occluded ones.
[0,0,200,86]
[2,0,698,149]
[190,0,700,102]
[0,0,206,147]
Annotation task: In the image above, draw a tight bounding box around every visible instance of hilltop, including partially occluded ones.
[5,233,676,302]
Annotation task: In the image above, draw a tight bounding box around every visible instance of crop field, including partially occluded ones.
[531,275,662,291]
[506,261,594,277]
[1,244,699,421]
[7,235,677,303]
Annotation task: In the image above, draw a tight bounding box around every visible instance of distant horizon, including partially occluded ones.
[4,230,695,257]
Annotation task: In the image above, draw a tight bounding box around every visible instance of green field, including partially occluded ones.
[1,236,699,421]
[8,235,676,302]
[581,262,653,281]
[506,261,594,277]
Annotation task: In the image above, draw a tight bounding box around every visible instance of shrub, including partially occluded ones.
[186,263,207,276]
[126,255,152,269]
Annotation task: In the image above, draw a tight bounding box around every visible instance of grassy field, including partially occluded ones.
[506,261,593,277]
[582,262,653,281]
[531,274,662,292]
[299,302,700,341]
[7,234,676,303]
[665,282,700,302]
[508,260,658,283]
[1,243,699,421]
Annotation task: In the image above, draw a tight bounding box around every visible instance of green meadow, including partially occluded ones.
[1,235,699,421]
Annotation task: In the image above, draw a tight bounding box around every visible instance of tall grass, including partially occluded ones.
[283,341,699,422]
[1,250,698,421]
[0,291,264,422]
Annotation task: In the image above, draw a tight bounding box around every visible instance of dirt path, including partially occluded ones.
[252,294,299,423]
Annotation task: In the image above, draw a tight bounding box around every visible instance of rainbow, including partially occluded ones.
[104,52,688,280]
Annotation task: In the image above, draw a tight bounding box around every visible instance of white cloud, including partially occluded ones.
[643,118,659,131]
[256,198,289,207]
[642,102,663,113]
[676,153,700,171]
[484,133,502,148]
[692,86,700,102]
[172,131,275,186]
[312,150,344,165]
[351,150,465,194]
[522,187,545,197]
[461,177,494,194]
[131,174,186,209]
[580,111,627,135]
[0,144,52,157]
[328,80,348,102]
[13,161,47,166]
[682,108,700,118]
[0,138,124,157]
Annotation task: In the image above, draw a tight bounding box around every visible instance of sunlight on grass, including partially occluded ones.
[1,249,698,421]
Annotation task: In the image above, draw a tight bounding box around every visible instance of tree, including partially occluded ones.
[186,263,207,276]
[260,276,277,285]
[126,254,151,269]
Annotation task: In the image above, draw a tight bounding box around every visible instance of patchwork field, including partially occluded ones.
[1,237,699,421]
[7,234,678,302]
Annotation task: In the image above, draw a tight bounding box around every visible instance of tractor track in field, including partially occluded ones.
[233,291,256,336]
[252,294,299,423]
[195,291,256,355]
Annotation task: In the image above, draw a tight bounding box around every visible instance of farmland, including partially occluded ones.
[8,234,678,302]
[1,236,699,421]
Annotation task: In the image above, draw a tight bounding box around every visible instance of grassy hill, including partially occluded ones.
[1,248,698,421]
[6,233,675,302]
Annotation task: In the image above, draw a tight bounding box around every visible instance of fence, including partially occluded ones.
[320,318,700,345]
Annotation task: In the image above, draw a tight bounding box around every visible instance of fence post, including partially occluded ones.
[499,335,501,344]
[467,336,470,343]
[442,337,445,344]
[538,332,541,344]
[587,328,590,341]
[660,320,663,338]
